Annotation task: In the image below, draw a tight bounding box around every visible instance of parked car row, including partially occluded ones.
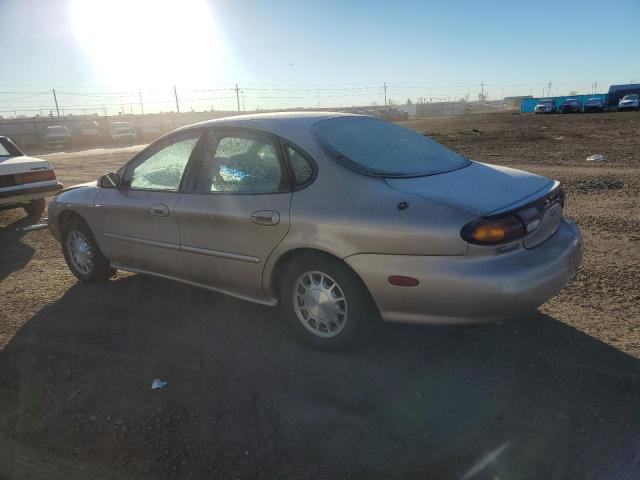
[534,94,639,114]
[32,120,168,149]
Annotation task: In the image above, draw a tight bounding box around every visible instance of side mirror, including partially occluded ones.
[98,172,120,188]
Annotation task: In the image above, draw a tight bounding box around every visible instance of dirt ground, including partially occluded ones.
[0,111,639,479]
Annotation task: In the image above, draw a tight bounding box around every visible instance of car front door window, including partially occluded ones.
[128,134,201,191]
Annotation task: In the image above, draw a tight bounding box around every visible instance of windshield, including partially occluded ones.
[315,116,469,177]
[0,143,10,156]
[48,126,66,132]
[622,94,639,101]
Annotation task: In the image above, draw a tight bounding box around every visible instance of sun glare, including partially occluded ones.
[70,0,224,87]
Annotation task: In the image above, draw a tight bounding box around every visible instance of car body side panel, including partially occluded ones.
[175,192,291,299]
[261,149,475,296]
[92,188,184,278]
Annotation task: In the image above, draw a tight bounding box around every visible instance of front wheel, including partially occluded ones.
[62,218,115,282]
[279,253,378,351]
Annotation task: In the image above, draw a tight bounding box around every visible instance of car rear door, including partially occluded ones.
[93,129,205,278]
[174,128,291,301]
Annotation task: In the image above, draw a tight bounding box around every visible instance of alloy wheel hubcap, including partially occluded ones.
[293,271,348,338]
[67,230,94,275]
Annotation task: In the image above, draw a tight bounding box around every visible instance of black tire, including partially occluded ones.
[279,252,379,351]
[23,198,45,218]
[61,217,115,282]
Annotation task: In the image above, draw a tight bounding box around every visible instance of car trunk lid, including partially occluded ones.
[0,155,52,176]
[385,161,554,216]
[386,161,563,248]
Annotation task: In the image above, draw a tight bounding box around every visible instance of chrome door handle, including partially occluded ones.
[149,204,170,217]
[250,210,280,226]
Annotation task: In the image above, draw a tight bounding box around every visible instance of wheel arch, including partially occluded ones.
[57,209,89,233]
[267,247,374,303]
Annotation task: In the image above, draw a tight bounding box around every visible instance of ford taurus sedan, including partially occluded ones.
[48,113,583,350]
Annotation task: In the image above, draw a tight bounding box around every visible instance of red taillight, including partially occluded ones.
[1,170,57,187]
[460,215,526,245]
[19,170,57,184]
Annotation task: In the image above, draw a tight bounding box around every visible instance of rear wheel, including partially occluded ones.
[23,198,45,218]
[62,218,114,282]
[279,253,378,351]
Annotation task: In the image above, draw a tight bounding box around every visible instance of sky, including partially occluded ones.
[1,0,639,115]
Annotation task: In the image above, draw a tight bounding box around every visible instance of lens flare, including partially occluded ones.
[70,0,224,87]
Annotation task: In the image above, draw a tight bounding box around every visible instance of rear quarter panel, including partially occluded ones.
[261,149,475,295]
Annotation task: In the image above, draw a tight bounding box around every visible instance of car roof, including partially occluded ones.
[181,111,357,136]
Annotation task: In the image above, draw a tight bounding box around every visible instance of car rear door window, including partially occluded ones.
[284,144,313,185]
[128,132,201,191]
[195,132,288,193]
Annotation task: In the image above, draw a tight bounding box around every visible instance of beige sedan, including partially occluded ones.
[48,113,582,350]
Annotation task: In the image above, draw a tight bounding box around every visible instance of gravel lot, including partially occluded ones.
[0,111,639,479]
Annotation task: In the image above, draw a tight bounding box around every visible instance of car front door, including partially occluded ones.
[93,129,204,278]
[174,128,292,302]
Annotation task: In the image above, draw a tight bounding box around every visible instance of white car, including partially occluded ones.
[618,93,640,112]
[534,99,556,114]
[71,120,100,143]
[110,122,138,141]
[41,125,72,149]
[0,136,62,217]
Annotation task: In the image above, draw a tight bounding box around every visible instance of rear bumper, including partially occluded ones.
[345,218,582,324]
[0,181,63,206]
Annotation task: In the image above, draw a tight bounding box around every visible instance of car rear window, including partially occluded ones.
[315,116,469,177]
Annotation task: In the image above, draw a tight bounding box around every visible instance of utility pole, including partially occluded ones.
[547,81,552,97]
[235,83,240,112]
[480,81,485,99]
[383,82,387,106]
[594,81,598,94]
[242,90,245,111]
[139,91,144,115]
[52,89,60,117]
[173,85,180,113]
